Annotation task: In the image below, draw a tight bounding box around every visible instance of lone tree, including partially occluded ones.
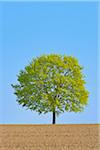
[12,54,89,124]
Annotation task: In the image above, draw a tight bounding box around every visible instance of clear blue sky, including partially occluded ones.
[0,1,99,124]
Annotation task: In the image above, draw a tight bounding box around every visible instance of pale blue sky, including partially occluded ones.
[0,1,99,124]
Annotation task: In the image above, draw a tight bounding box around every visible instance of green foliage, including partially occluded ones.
[12,54,89,115]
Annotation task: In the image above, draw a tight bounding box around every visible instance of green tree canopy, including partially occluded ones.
[12,54,89,124]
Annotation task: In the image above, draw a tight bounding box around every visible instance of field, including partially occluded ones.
[0,124,100,150]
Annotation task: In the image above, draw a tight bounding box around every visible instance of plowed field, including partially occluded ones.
[0,124,100,150]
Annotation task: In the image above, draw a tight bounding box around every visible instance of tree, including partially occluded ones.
[12,54,89,124]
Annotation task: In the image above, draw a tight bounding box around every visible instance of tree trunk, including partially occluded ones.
[52,111,56,124]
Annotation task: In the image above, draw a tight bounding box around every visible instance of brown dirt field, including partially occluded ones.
[0,124,100,150]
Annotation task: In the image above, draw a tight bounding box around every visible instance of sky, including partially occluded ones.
[0,1,99,124]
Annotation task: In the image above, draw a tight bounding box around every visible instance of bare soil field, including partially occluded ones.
[0,124,100,150]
